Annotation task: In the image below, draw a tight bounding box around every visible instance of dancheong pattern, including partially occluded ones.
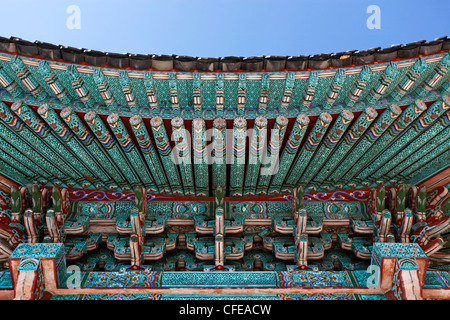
[0,38,449,301]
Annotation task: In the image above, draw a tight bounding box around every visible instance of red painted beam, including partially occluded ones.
[58,186,377,202]
[0,173,19,193]
[418,166,450,191]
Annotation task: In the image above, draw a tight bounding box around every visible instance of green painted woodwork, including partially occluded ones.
[418,186,427,213]
[377,186,386,213]
[294,185,305,212]
[31,185,41,214]
[0,50,448,194]
[10,185,21,214]
[52,186,61,213]
[397,185,406,212]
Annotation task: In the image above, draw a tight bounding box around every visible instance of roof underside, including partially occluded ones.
[0,38,449,196]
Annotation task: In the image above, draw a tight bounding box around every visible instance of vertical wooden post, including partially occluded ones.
[9,243,66,297]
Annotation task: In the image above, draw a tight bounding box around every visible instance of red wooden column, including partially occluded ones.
[9,243,66,299]
[371,242,428,299]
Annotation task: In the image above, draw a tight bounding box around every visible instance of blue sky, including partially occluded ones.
[0,0,448,57]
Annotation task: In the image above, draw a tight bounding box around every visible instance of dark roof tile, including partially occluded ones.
[60,46,85,63]
[220,56,242,72]
[374,45,400,62]
[0,36,447,72]
[174,55,197,71]
[84,49,107,66]
[308,53,331,69]
[11,37,39,57]
[419,40,443,55]
[196,57,220,72]
[242,56,264,71]
[35,41,61,60]
[151,54,173,70]
[264,56,287,71]
[106,52,129,68]
[330,51,356,67]
[286,55,308,71]
[398,40,426,58]
[0,36,16,53]
[128,54,152,70]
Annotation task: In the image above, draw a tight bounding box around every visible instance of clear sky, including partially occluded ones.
[0,0,449,57]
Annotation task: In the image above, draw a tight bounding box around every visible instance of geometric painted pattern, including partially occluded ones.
[0,48,448,195]
[50,293,388,300]
[58,270,375,288]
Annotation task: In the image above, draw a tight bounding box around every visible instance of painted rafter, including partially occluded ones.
[268,114,309,194]
[107,113,157,191]
[0,104,69,186]
[171,116,195,195]
[324,69,346,109]
[237,74,246,116]
[397,126,450,180]
[211,117,226,191]
[299,109,354,186]
[192,118,208,196]
[414,52,450,98]
[38,104,115,189]
[193,74,202,116]
[344,65,372,108]
[0,101,86,186]
[84,111,140,190]
[93,68,118,112]
[408,150,450,186]
[143,72,159,115]
[60,107,128,189]
[39,61,72,105]
[399,139,450,184]
[357,96,450,184]
[1,105,87,186]
[256,115,288,195]
[284,112,332,192]
[150,116,183,194]
[440,80,450,96]
[66,65,95,109]
[341,100,428,185]
[0,66,24,99]
[301,72,319,110]
[313,107,378,186]
[258,74,269,115]
[387,122,450,181]
[390,57,427,102]
[9,56,48,102]
[244,116,268,195]
[376,109,450,181]
[129,115,171,194]
[365,62,398,105]
[0,158,30,185]
[279,72,295,114]
[332,104,402,183]
[0,136,47,183]
[118,71,138,113]
[230,117,247,196]
[11,101,96,187]
[215,74,224,116]
[169,74,180,115]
